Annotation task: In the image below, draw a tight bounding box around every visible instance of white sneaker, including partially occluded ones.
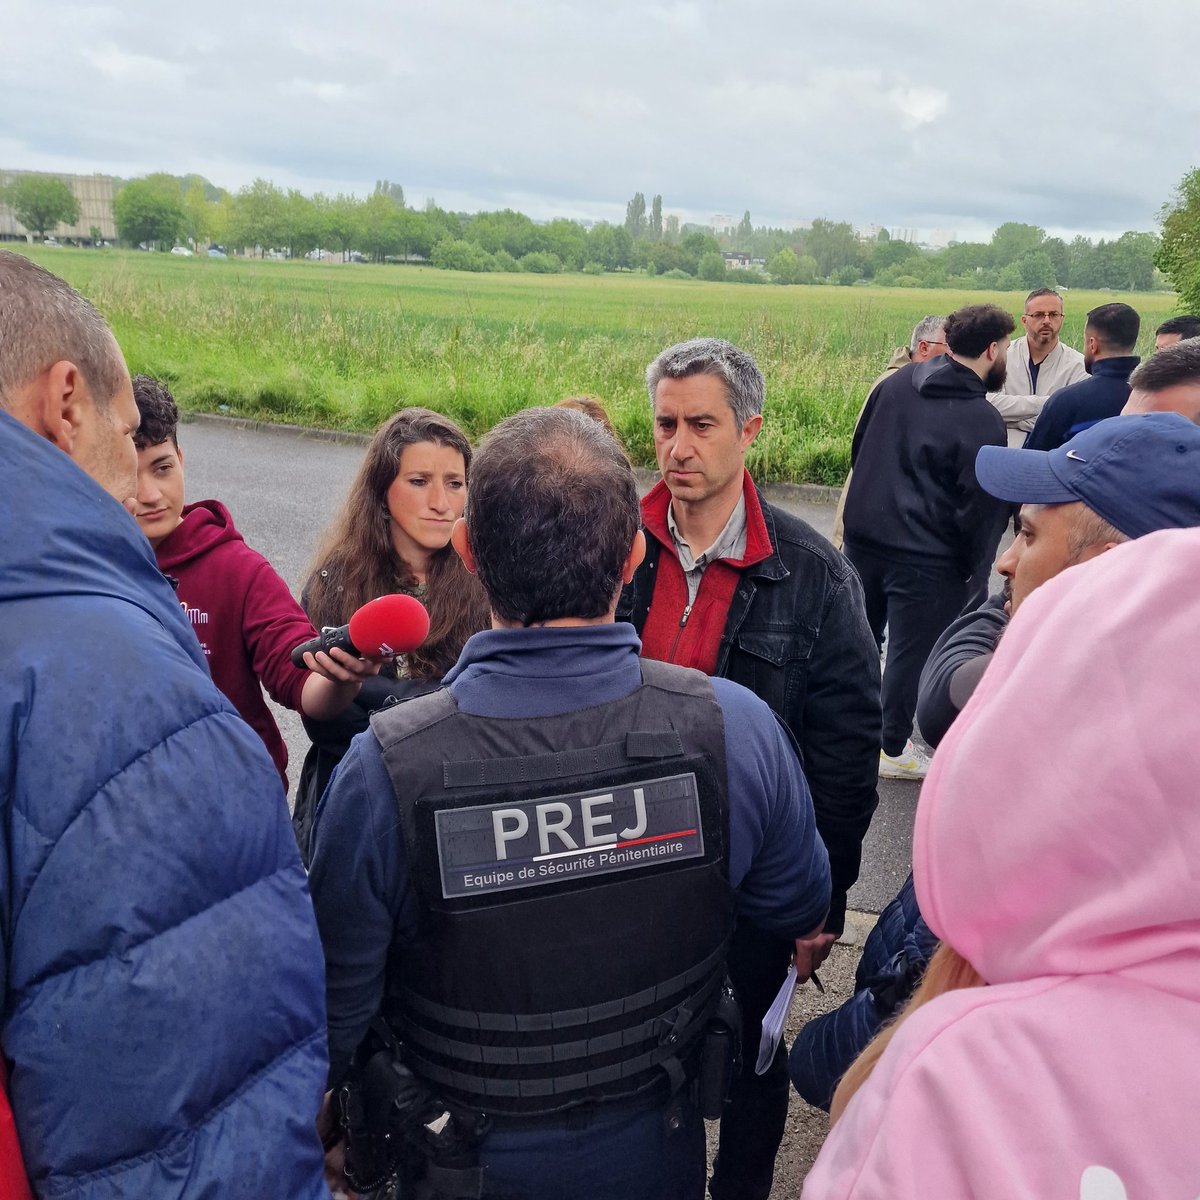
[879,740,931,780]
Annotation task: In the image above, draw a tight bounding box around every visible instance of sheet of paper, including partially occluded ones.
[755,963,799,1075]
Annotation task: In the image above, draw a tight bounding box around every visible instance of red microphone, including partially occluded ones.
[291,594,431,667]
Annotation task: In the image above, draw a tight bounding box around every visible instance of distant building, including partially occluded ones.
[723,251,751,270]
[709,213,737,235]
[0,170,118,242]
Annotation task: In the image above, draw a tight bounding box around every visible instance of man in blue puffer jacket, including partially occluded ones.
[0,250,330,1198]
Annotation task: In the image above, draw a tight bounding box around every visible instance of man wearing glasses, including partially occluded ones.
[989,287,1086,446]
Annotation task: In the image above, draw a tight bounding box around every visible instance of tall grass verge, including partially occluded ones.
[20,248,1175,484]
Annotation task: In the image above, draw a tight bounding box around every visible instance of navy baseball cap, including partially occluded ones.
[975,413,1200,539]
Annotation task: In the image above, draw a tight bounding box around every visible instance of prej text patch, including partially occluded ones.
[433,773,704,899]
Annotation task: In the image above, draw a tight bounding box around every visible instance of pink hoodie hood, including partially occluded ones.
[804,528,1200,1200]
[916,528,1200,991]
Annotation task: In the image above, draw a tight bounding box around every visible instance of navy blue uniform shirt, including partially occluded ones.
[310,621,831,1082]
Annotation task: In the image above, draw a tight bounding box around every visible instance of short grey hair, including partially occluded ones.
[645,338,765,428]
[0,249,126,410]
[910,315,945,352]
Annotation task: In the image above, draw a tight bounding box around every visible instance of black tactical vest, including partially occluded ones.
[370,659,734,1118]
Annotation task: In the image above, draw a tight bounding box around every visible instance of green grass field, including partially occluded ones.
[16,247,1177,484]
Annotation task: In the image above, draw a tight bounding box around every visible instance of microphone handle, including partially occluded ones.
[291,624,362,668]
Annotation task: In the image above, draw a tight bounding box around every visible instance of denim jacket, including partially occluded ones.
[618,491,880,933]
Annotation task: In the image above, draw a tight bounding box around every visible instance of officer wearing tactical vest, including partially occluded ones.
[309,407,831,1200]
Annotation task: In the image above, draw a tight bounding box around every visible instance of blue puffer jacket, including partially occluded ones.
[0,412,329,1197]
[788,873,937,1112]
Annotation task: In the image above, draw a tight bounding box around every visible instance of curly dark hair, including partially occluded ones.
[944,304,1016,359]
[131,375,179,448]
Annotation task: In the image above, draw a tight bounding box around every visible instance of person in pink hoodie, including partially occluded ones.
[132,375,377,788]
[803,526,1200,1200]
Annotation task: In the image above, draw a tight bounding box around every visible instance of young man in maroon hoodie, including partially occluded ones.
[132,376,376,788]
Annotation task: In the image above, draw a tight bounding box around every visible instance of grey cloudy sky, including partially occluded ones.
[5,0,1198,241]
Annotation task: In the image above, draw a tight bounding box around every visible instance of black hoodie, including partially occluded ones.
[843,357,1008,575]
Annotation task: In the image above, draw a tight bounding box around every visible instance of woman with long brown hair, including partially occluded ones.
[294,408,490,856]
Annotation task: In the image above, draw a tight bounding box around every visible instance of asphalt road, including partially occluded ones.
[180,416,921,916]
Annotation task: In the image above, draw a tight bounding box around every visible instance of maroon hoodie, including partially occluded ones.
[154,500,316,787]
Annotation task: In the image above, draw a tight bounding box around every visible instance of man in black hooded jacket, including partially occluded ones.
[842,303,1013,780]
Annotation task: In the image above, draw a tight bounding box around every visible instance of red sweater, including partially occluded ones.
[639,472,774,675]
[155,500,317,787]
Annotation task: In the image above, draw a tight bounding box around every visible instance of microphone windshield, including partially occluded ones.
[348,593,431,658]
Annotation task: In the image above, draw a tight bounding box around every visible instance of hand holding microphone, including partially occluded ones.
[292,594,431,669]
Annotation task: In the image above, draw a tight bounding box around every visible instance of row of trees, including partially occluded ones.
[104,174,734,274]
[730,217,1161,291]
[4,169,1168,292]
[428,225,736,278]
[861,224,1158,292]
[153,174,1165,290]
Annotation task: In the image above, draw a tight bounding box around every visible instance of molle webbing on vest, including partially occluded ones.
[370,659,734,1116]
[400,940,727,1035]
[441,731,686,790]
[403,1000,715,1106]
[398,940,727,1105]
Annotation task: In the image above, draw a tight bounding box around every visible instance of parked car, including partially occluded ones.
[207,247,227,258]
[170,246,193,256]
[42,237,59,247]
[348,251,367,263]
